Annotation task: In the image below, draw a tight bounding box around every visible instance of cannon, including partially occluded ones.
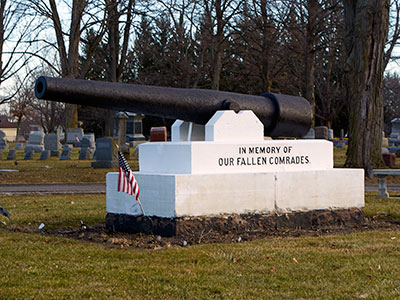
[34,76,312,137]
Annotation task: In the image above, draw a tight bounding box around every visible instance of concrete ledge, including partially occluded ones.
[106,208,365,237]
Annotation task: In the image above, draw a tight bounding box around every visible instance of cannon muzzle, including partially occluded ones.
[35,76,312,137]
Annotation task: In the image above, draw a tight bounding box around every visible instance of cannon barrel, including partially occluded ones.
[35,76,312,137]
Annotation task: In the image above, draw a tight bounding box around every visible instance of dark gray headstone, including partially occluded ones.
[391,118,400,139]
[15,143,23,150]
[44,133,61,152]
[0,130,7,150]
[6,149,16,160]
[24,150,34,160]
[79,147,90,160]
[60,147,72,160]
[0,139,7,150]
[40,150,50,160]
[91,137,117,168]
[328,129,334,141]
[315,126,329,140]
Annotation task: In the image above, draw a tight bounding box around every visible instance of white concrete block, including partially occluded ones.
[275,168,365,212]
[139,139,333,174]
[106,173,143,216]
[106,168,364,218]
[174,173,275,217]
[205,110,264,142]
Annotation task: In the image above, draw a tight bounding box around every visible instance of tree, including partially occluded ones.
[25,0,106,129]
[0,1,37,104]
[383,73,400,132]
[343,0,389,177]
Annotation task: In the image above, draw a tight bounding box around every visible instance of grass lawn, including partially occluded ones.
[1,143,400,298]
[0,147,138,184]
[0,194,399,299]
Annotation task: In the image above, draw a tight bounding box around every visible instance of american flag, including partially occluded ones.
[118,150,140,201]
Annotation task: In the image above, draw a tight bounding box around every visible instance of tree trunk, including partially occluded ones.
[344,0,389,177]
[0,0,6,86]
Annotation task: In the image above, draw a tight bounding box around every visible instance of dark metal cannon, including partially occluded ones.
[35,76,312,137]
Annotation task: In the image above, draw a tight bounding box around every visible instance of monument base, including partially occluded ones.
[106,208,364,237]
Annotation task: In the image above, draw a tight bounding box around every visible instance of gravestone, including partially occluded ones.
[81,134,95,150]
[6,149,16,160]
[389,118,400,145]
[340,129,344,140]
[60,145,72,160]
[40,150,50,160]
[25,131,44,153]
[91,137,117,168]
[302,128,315,139]
[24,150,34,160]
[314,126,328,140]
[66,128,84,145]
[15,143,23,150]
[328,129,334,141]
[79,147,90,160]
[0,130,7,150]
[44,133,61,157]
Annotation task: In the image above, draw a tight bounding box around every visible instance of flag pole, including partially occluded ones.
[137,198,145,216]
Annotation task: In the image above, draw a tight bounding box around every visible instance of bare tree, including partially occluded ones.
[199,0,241,90]
[0,1,39,105]
[343,0,389,177]
[24,0,106,129]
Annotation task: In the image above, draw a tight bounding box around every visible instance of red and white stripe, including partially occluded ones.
[118,166,140,201]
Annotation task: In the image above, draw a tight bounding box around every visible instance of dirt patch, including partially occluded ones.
[11,217,400,250]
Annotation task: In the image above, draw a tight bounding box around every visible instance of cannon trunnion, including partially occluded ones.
[35,76,312,137]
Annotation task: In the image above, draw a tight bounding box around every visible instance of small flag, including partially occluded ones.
[118,150,140,201]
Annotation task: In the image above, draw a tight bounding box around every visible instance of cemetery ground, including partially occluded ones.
[1,145,400,298]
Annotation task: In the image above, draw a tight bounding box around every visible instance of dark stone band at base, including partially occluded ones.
[106,208,364,237]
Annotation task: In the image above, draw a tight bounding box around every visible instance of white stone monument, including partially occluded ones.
[106,110,364,235]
